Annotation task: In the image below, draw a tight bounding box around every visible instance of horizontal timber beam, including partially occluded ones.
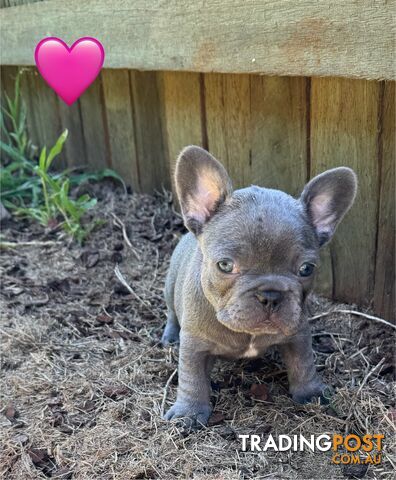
[0,0,395,80]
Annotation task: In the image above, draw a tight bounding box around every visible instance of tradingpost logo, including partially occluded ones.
[239,433,384,465]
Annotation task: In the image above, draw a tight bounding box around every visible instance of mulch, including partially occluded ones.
[0,183,394,479]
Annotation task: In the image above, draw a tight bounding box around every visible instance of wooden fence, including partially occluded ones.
[0,1,394,319]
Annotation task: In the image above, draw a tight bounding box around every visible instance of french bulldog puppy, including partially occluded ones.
[162,146,357,429]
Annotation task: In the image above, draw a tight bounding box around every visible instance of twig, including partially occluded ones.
[0,327,42,347]
[23,294,49,307]
[289,415,318,433]
[161,369,177,417]
[114,264,150,307]
[344,357,387,433]
[310,309,396,330]
[148,248,160,288]
[110,213,140,259]
[0,240,58,249]
[356,357,386,395]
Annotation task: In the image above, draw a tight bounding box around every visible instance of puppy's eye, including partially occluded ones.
[298,262,316,277]
[217,259,234,273]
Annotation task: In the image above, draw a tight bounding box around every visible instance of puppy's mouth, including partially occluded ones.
[216,304,301,336]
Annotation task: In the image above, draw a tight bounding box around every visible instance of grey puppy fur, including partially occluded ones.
[162,146,357,429]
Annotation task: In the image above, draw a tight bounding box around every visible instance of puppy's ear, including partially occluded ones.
[175,146,232,235]
[300,167,357,246]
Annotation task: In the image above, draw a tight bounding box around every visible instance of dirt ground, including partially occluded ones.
[1,184,395,480]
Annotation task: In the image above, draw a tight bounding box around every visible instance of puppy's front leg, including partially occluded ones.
[164,331,213,429]
[279,326,331,404]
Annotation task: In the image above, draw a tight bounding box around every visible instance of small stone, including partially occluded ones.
[52,413,64,427]
[28,448,57,475]
[208,412,225,426]
[47,397,63,408]
[96,314,113,324]
[250,383,270,401]
[102,385,130,399]
[255,424,272,435]
[80,399,96,412]
[140,410,151,422]
[28,448,47,465]
[111,252,123,263]
[57,424,73,435]
[313,336,336,353]
[12,433,29,445]
[218,425,236,440]
[342,463,369,478]
[80,250,99,268]
[4,403,18,421]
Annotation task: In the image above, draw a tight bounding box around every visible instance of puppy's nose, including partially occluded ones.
[255,290,283,308]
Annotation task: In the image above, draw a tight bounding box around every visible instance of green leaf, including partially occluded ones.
[76,193,91,203]
[67,168,127,190]
[39,146,47,171]
[5,93,16,119]
[79,197,97,210]
[14,73,21,116]
[0,141,27,165]
[99,168,127,191]
[0,113,11,145]
[46,129,68,170]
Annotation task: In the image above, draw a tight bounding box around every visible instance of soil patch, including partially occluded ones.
[1,184,394,479]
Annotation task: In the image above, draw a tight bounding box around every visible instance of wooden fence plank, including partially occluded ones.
[57,98,86,168]
[22,70,46,151]
[204,75,308,196]
[203,73,228,168]
[30,72,65,167]
[130,71,169,192]
[204,73,251,188]
[0,66,20,145]
[250,76,308,196]
[101,69,139,191]
[0,0,394,80]
[0,66,18,99]
[311,77,380,306]
[159,72,203,191]
[79,74,109,169]
[374,82,395,320]
[18,69,40,150]
[29,72,61,148]
[220,75,251,187]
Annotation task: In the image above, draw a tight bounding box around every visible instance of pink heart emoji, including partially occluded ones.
[35,37,105,106]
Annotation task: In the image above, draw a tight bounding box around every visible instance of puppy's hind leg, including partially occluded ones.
[161,310,180,346]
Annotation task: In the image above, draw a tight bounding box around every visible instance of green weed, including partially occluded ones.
[0,71,124,243]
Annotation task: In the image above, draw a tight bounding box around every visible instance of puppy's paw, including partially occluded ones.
[161,322,180,347]
[291,380,333,405]
[161,330,180,347]
[163,401,212,431]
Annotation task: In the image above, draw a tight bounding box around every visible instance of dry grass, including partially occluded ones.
[0,185,395,479]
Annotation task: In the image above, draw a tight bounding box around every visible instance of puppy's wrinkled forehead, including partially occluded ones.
[202,186,317,265]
